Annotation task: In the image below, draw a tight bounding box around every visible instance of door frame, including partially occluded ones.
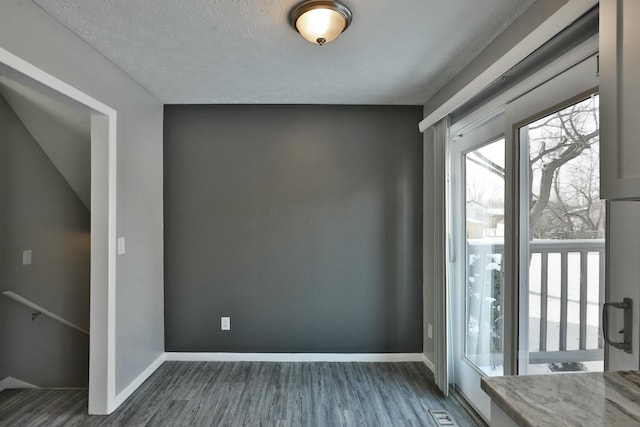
[446,38,600,418]
[449,112,506,422]
[0,46,118,414]
[507,56,599,374]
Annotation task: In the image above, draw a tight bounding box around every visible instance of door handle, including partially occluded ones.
[602,298,632,354]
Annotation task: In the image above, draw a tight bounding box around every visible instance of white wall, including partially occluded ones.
[0,0,164,400]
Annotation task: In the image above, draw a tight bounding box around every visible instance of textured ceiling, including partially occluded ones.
[0,76,91,208]
[34,0,536,105]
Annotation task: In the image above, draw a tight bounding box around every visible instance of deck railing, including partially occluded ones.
[468,238,605,366]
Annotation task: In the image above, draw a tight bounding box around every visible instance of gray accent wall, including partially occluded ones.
[0,94,90,387]
[164,105,423,353]
[0,0,165,396]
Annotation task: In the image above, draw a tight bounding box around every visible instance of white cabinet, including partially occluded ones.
[600,0,640,200]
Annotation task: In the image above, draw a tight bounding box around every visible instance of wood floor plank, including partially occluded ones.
[0,362,478,426]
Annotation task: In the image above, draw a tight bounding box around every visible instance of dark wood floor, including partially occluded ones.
[0,362,477,426]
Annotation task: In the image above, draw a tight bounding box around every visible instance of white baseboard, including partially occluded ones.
[422,355,435,373]
[0,376,39,392]
[164,352,425,363]
[111,353,165,410]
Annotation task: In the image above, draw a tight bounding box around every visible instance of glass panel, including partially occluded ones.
[521,95,604,374]
[464,138,505,376]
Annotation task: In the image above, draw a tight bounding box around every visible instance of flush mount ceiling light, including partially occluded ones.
[289,0,352,46]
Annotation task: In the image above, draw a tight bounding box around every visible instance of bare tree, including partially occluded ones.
[528,96,600,238]
[463,95,601,239]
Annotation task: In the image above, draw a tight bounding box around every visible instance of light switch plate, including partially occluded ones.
[22,250,32,265]
[221,316,230,331]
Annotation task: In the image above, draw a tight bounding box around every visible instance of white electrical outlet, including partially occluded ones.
[22,250,32,265]
[428,323,433,339]
[221,316,231,331]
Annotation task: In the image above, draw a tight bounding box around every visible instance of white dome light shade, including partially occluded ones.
[296,8,346,45]
[290,1,352,46]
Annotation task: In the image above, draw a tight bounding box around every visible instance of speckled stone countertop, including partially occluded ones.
[481,370,640,426]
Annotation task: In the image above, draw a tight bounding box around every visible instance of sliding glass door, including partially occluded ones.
[450,113,505,420]
[448,51,599,419]
[516,94,603,374]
